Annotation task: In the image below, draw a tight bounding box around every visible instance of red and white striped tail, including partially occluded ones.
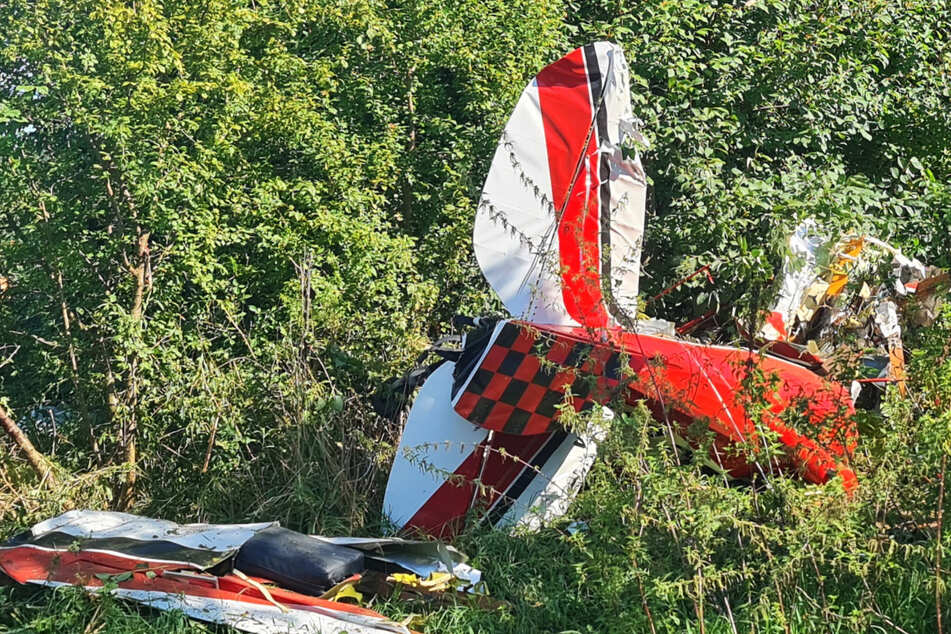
[474,42,646,330]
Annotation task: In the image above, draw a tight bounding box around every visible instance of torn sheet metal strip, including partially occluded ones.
[1,510,274,570]
[1,545,410,634]
[32,581,407,634]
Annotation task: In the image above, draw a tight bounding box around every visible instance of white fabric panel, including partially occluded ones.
[30,510,273,553]
[759,219,823,340]
[604,148,647,322]
[874,300,901,339]
[33,582,406,634]
[382,362,489,529]
[593,42,647,324]
[474,80,574,326]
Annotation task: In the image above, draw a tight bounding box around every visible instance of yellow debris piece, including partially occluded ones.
[825,237,865,298]
[330,583,363,604]
[387,571,455,593]
[319,578,364,604]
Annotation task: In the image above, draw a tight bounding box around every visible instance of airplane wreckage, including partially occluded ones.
[2,42,946,632]
[377,41,946,535]
[0,511,483,634]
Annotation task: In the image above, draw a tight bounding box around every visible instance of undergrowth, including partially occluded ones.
[3,309,950,633]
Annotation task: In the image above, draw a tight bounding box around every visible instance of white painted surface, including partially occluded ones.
[383,362,489,530]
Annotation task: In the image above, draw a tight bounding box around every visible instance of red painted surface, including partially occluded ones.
[453,321,856,492]
[537,47,609,329]
[402,433,550,538]
[765,311,788,340]
[0,545,387,619]
[538,323,857,491]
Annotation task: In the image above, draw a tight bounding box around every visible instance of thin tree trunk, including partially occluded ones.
[96,147,152,509]
[33,188,101,465]
[937,452,947,634]
[53,269,102,464]
[117,230,150,509]
[0,403,57,486]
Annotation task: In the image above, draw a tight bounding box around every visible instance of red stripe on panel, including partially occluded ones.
[537,47,608,328]
[403,433,550,538]
[0,546,390,619]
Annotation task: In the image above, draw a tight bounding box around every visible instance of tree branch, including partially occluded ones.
[0,402,58,487]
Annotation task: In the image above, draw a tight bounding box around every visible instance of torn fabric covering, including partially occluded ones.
[1,510,273,570]
[873,301,901,339]
[761,221,932,348]
[863,236,928,296]
[474,41,647,329]
[757,220,944,400]
[759,219,824,341]
[3,558,407,634]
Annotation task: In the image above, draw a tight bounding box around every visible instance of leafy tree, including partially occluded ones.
[568,0,951,321]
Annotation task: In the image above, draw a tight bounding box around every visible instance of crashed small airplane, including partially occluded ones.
[8,41,944,634]
[381,42,859,539]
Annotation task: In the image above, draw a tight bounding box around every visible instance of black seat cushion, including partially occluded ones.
[234,526,364,595]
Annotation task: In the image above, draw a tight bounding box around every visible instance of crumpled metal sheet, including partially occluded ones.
[313,536,484,591]
[3,510,275,570]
